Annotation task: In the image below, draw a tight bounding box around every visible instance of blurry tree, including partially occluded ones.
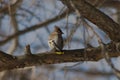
[0,0,120,80]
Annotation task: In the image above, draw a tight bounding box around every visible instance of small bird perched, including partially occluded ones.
[48,26,63,52]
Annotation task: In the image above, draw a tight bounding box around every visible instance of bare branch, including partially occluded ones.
[0,9,71,46]
[60,0,120,42]
[24,45,32,55]
[0,0,23,14]
[102,0,120,9]
[7,1,20,54]
[0,43,120,72]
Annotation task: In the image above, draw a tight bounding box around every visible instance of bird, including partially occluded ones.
[48,26,64,52]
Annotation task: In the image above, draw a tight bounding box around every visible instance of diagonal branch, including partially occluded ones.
[0,9,71,45]
[60,0,120,42]
[2,0,119,46]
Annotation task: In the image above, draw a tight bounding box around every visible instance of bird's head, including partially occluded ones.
[54,26,64,34]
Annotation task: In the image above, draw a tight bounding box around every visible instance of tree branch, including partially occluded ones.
[102,0,120,9]
[1,0,120,46]
[60,0,120,42]
[0,0,23,14]
[0,9,70,45]
[0,43,119,72]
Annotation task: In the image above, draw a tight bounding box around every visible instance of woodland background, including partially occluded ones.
[0,0,120,80]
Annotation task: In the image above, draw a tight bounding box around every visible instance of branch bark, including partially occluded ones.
[60,0,120,42]
[0,43,119,72]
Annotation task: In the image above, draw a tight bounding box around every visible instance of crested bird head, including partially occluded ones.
[54,26,63,34]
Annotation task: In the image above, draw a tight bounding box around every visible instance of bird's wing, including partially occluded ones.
[52,40,62,51]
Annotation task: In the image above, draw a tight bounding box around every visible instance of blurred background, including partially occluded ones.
[0,0,120,80]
